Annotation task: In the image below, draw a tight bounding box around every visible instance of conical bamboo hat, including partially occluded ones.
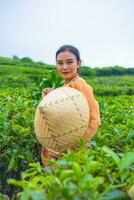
[34,86,90,152]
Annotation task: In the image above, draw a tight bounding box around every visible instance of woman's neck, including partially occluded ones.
[64,74,79,85]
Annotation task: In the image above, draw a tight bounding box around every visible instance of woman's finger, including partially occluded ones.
[42,88,53,98]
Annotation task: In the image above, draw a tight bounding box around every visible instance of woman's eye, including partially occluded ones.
[57,62,63,65]
[67,61,73,65]
[57,61,73,65]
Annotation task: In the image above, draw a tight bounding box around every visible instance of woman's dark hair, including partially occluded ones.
[56,45,81,62]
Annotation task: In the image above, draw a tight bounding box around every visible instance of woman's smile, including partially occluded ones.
[62,71,70,74]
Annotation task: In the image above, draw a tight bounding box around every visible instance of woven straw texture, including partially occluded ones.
[34,86,90,152]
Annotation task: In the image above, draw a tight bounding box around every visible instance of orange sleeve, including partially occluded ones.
[66,79,101,140]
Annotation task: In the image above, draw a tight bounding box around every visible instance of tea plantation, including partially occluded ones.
[0,64,134,200]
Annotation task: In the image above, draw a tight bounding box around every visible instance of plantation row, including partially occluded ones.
[0,64,134,199]
[0,56,134,76]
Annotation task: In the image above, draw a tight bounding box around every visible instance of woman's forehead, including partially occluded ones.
[57,51,76,61]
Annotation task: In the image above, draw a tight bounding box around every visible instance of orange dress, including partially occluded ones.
[66,75,101,140]
[41,75,101,166]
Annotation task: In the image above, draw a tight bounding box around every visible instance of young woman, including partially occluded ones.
[41,45,101,166]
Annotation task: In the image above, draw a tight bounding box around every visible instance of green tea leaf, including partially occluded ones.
[120,152,134,170]
[128,184,134,200]
[102,146,120,167]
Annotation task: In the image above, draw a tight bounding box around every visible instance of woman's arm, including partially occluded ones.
[82,86,101,141]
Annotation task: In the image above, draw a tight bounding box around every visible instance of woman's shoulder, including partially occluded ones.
[78,77,93,90]
[67,76,93,92]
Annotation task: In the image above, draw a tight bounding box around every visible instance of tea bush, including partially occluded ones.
[0,65,134,199]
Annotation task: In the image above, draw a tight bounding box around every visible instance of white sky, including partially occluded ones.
[0,0,134,67]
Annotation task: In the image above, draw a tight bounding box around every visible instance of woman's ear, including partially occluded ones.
[77,60,81,68]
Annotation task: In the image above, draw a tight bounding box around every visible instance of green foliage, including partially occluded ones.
[95,66,134,76]
[20,57,33,63]
[32,70,64,103]
[85,75,134,96]
[79,66,96,76]
[12,55,19,60]
[8,145,133,199]
[0,63,134,199]
[39,70,64,89]
[0,56,55,69]
[0,56,20,66]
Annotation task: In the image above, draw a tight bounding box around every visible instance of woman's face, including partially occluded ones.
[56,51,80,82]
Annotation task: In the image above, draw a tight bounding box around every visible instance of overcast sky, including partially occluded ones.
[0,0,134,67]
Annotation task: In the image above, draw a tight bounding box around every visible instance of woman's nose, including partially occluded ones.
[62,64,68,69]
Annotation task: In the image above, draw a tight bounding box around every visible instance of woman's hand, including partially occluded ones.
[42,88,53,98]
[41,147,61,167]
[83,127,92,142]
[83,132,92,141]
